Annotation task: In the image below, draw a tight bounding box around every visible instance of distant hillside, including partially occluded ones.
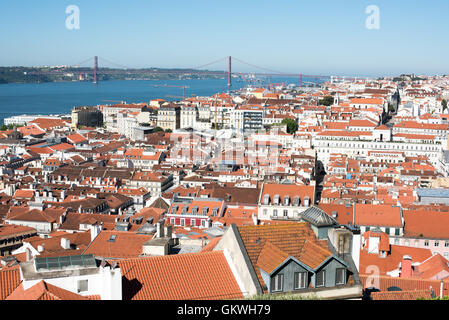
[0,66,225,84]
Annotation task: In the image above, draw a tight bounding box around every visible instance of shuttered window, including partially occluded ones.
[271,274,283,292]
[316,270,325,287]
[336,268,346,285]
[294,272,307,290]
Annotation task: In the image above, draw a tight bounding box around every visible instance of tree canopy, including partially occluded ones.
[281,118,298,134]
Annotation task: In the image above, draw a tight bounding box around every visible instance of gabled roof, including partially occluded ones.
[256,241,289,275]
[237,223,331,291]
[6,280,89,300]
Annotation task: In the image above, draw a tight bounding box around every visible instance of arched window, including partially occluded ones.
[273,194,280,205]
[263,194,270,205]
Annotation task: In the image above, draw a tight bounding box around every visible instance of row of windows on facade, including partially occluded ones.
[317,142,440,151]
[365,226,401,236]
[270,269,346,292]
[170,217,208,228]
[170,205,220,216]
[396,238,449,248]
[262,194,310,206]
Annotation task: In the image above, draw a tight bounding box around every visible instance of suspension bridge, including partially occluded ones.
[28,56,370,89]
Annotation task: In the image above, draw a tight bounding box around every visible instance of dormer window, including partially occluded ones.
[293,196,300,206]
[263,194,270,205]
[304,197,310,207]
[335,268,346,285]
[202,207,209,215]
[283,196,290,206]
[273,194,280,205]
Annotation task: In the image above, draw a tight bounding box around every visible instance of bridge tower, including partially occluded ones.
[228,56,232,93]
[94,56,98,84]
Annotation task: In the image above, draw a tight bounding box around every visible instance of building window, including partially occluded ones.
[424,240,429,247]
[77,279,88,293]
[316,270,325,287]
[445,241,449,248]
[271,274,283,292]
[336,268,346,285]
[190,219,196,227]
[283,210,288,217]
[435,241,439,247]
[394,238,400,245]
[385,227,390,235]
[180,219,185,227]
[294,272,307,290]
[273,209,278,217]
[395,228,400,236]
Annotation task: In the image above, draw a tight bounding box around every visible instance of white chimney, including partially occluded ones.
[89,224,102,242]
[25,248,32,261]
[164,225,172,238]
[60,238,70,250]
[352,233,361,272]
[252,214,258,226]
[156,222,164,238]
[37,245,44,253]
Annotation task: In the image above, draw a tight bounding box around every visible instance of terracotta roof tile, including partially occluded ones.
[83,230,153,259]
[256,241,289,274]
[370,289,433,300]
[6,280,89,300]
[0,265,21,300]
[118,251,243,300]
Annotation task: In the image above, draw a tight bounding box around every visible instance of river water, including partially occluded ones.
[0,77,309,124]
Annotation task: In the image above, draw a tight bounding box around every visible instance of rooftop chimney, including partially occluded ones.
[60,238,70,250]
[400,255,413,278]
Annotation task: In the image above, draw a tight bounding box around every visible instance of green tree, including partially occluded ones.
[442,99,447,112]
[165,129,172,133]
[0,125,7,131]
[319,96,334,106]
[153,127,164,133]
[281,118,298,134]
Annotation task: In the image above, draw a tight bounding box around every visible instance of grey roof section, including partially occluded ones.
[136,223,156,234]
[417,188,449,198]
[115,222,130,232]
[171,244,202,254]
[204,226,225,238]
[299,206,338,227]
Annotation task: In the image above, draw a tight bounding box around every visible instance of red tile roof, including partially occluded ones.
[403,210,449,239]
[355,204,402,228]
[370,289,433,300]
[0,266,21,300]
[359,245,433,276]
[6,280,89,300]
[118,252,243,300]
[360,274,449,297]
[83,230,153,259]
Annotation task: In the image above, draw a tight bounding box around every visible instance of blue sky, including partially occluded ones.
[0,0,448,77]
